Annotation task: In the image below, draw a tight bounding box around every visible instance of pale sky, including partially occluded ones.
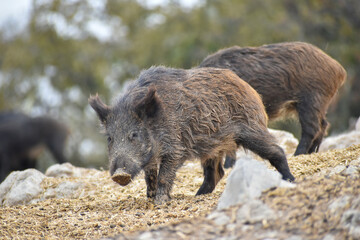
[0,0,200,40]
[0,0,200,25]
[0,0,32,32]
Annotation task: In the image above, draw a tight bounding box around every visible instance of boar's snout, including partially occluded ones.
[109,156,142,185]
[111,168,132,186]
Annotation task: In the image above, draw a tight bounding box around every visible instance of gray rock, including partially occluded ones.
[0,163,100,206]
[0,169,45,206]
[43,181,84,199]
[236,199,276,224]
[341,210,360,239]
[351,197,360,209]
[225,223,237,232]
[285,236,303,240]
[137,232,155,240]
[268,128,299,156]
[319,117,360,152]
[207,211,231,226]
[217,156,294,210]
[45,162,84,178]
[344,165,359,176]
[328,195,351,213]
[356,117,360,131]
[253,230,279,239]
[329,165,346,176]
[322,234,335,240]
[350,158,360,167]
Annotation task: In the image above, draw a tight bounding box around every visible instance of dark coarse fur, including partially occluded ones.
[199,42,347,167]
[0,112,68,182]
[89,66,294,204]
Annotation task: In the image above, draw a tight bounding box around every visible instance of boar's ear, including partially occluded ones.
[135,87,160,119]
[88,94,111,123]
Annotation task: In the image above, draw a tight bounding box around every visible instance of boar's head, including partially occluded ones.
[89,87,160,184]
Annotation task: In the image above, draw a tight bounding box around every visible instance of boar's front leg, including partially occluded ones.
[144,168,158,199]
[154,156,178,204]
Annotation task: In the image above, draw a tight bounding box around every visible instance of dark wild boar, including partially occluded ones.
[199,42,347,167]
[0,112,68,182]
[89,66,294,204]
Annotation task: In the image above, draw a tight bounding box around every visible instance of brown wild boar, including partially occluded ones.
[199,42,346,167]
[89,66,294,204]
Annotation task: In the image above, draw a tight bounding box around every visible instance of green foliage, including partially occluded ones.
[0,0,359,167]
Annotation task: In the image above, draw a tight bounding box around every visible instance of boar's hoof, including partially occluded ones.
[112,169,131,186]
[154,194,170,205]
[147,190,156,199]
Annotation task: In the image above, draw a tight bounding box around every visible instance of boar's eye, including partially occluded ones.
[129,131,139,142]
[107,136,112,144]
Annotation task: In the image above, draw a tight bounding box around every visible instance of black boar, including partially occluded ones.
[199,42,347,167]
[89,66,294,204]
[0,112,68,182]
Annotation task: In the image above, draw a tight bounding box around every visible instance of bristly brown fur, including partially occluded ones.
[90,66,294,203]
[200,41,347,157]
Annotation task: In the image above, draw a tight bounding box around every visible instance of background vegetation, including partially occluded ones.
[0,0,359,169]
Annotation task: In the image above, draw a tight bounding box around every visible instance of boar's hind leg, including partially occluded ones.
[295,99,324,155]
[224,150,236,169]
[236,126,295,181]
[145,168,158,198]
[196,155,224,195]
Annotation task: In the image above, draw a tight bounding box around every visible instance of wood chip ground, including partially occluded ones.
[1,145,360,239]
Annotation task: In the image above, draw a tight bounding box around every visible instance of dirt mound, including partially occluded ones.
[1,145,360,239]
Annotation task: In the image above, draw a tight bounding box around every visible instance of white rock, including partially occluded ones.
[214,214,230,226]
[268,128,299,156]
[45,162,103,180]
[329,165,346,176]
[45,162,83,177]
[352,197,360,209]
[43,181,84,200]
[319,117,360,152]
[285,236,303,240]
[0,163,102,206]
[341,210,360,239]
[350,158,360,167]
[322,234,335,240]
[356,117,360,131]
[0,169,45,206]
[236,199,276,224]
[217,156,295,210]
[207,211,231,226]
[138,232,155,240]
[328,163,359,177]
[253,230,279,239]
[328,195,351,213]
[344,165,359,176]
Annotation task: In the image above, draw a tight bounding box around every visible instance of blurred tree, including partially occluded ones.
[282,0,360,132]
[0,0,112,168]
[0,0,358,169]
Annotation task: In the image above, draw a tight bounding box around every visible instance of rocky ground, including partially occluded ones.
[1,143,360,240]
